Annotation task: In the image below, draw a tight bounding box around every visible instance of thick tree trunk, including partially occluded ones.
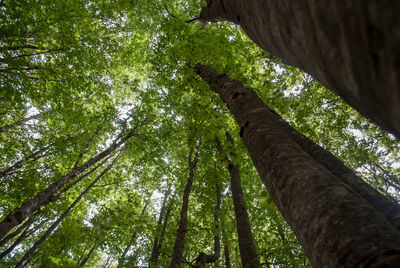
[0,126,136,240]
[0,210,41,248]
[216,135,260,268]
[195,183,221,268]
[195,64,400,267]
[170,139,202,268]
[117,203,148,268]
[200,0,400,138]
[269,111,400,230]
[79,244,97,267]
[14,156,119,268]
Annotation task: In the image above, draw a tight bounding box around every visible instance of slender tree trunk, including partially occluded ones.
[79,244,98,267]
[151,201,173,266]
[0,219,46,259]
[195,183,221,268]
[0,113,41,133]
[216,135,260,268]
[117,203,148,268]
[195,64,400,267]
[170,139,202,268]
[0,145,49,178]
[0,126,136,240]
[51,155,113,202]
[200,0,400,138]
[223,244,231,268]
[14,155,119,268]
[150,187,172,265]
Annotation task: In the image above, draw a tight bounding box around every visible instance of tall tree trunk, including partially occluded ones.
[195,183,221,268]
[0,219,46,260]
[0,145,49,178]
[268,110,400,230]
[0,113,41,133]
[151,200,173,266]
[79,244,98,267]
[200,0,400,138]
[0,210,41,248]
[194,64,400,267]
[0,125,137,240]
[14,155,119,268]
[216,135,260,268]
[150,187,172,265]
[223,244,231,268]
[117,203,148,268]
[170,139,202,268]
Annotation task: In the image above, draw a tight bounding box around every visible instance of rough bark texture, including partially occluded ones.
[0,210,41,248]
[170,140,202,268]
[15,156,118,268]
[195,64,400,267]
[195,183,221,268]
[216,136,260,268]
[270,113,400,231]
[0,126,136,240]
[200,0,400,138]
[117,203,148,268]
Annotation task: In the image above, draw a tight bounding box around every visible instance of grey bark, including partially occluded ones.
[216,135,260,268]
[0,210,41,248]
[79,244,97,267]
[195,64,400,267]
[170,139,202,268]
[0,125,137,240]
[200,0,400,138]
[0,145,49,179]
[14,155,119,268]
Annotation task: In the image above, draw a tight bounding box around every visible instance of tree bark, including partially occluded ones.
[0,113,41,133]
[0,219,46,260]
[223,243,231,268]
[195,183,221,268]
[269,112,400,230]
[0,210,41,248]
[195,64,400,267]
[216,135,260,268]
[150,187,172,265]
[0,145,49,179]
[200,0,400,138]
[170,139,202,268]
[79,244,98,267]
[14,155,119,268]
[117,203,148,268]
[0,125,136,240]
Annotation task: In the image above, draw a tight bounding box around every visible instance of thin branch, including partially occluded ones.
[165,5,176,18]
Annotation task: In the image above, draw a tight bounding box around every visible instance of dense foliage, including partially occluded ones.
[1,0,399,267]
